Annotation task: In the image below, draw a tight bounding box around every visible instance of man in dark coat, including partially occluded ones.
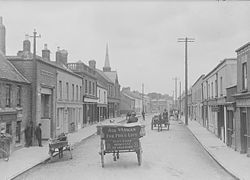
[35,123,42,147]
[24,121,33,147]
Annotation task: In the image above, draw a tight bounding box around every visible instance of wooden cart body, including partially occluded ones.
[97,123,145,167]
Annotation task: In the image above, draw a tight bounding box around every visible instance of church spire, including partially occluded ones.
[103,43,111,72]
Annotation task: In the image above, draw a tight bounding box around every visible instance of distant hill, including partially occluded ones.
[147,92,173,100]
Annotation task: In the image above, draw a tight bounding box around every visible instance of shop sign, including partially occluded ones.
[102,126,141,151]
[212,106,220,112]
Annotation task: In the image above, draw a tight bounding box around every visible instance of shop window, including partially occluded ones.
[6,84,11,107]
[17,85,21,107]
[6,123,12,135]
[16,121,21,143]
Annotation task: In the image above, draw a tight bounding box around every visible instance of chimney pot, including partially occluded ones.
[42,44,50,61]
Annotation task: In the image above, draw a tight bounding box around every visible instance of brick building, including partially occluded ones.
[8,38,57,140]
[0,52,31,153]
[234,42,250,156]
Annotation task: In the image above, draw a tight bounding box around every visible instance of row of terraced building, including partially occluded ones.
[182,42,250,157]
[0,17,121,155]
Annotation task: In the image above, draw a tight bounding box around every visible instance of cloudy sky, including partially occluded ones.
[0,1,250,96]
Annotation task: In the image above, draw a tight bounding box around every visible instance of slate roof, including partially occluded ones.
[96,69,113,84]
[122,90,141,100]
[103,71,118,84]
[0,52,30,84]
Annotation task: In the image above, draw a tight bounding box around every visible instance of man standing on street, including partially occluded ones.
[35,123,42,147]
[24,121,33,147]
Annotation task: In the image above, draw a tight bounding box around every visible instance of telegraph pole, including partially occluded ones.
[29,29,41,125]
[178,37,194,125]
[179,81,181,118]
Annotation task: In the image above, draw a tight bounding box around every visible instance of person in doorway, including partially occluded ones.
[35,123,42,147]
[24,121,33,147]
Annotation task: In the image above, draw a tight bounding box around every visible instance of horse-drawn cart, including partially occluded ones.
[151,114,170,131]
[97,123,145,167]
[48,133,72,160]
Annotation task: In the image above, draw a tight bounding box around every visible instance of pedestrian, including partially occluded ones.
[24,121,33,147]
[35,123,42,147]
[142,111,145,120]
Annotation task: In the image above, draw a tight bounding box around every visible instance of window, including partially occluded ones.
[6,84,11,107]
[92,82,95,95]
[41,94,51,118]
[220,77,223,96]
[211,82,213,98]
[85,80,88,93]
[16,121,21,143]
[76,85,78,101]
[72,84,74,101]
[66,82,69,100]
[59,81,62,100]
[104,91,106,103]
[80,86,82,100]
[17,85,21,107]
[57,108,63,128]
[208,84,210,99]
[242,62,247,90]
[89,81,91,94]
[99,90,101,102]
[215,74,218,97]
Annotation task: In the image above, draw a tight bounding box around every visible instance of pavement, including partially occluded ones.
[0,116,126,180]
[180,117,250,180]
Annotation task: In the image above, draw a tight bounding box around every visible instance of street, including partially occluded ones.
[14,115,235,180]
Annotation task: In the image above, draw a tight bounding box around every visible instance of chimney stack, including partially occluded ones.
[23,34,31,52]
[89,60,96,69]
[0,16,6,55]
[56,47,68,65]
[42,44,50,61]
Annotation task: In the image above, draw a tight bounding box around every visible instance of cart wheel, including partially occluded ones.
[100,140,104,168]
[69,146,73,159]
[50,151,53,160]
[137,142,142,166]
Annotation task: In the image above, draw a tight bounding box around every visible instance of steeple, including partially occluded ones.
[103,43,111,72]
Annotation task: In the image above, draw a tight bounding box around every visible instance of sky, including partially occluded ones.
[0,1,250,96]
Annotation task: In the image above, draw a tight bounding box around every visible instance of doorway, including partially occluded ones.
[240,108,247,153]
